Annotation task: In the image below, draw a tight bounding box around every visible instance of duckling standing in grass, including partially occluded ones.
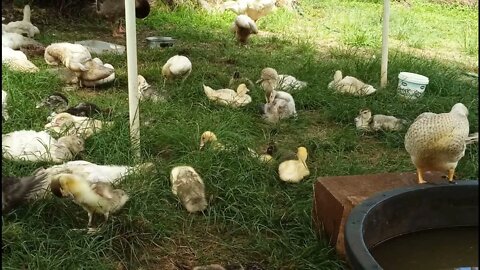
[278,146,310,183]
[2,130,85,163]
[203,83,252,107]
[2,168,48,214]
[354,108,408,132]
[50,173,129,228]
[231,14,258,45]
[162,55,192,87]
[199,131,226,150]
[137,75,166,103]
[2,90,9,121]
[44,112,113,139]
[404,103,470,184]
[170,166,208,213]
[328,70,376,96]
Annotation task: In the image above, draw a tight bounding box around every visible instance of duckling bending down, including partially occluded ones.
[2,130,85,163]
[328,70,376,96]
[3,5,40,38]
[2,46,39,72]
[355,108,408,132]
[256,67,307,96]
[2,90,9,121]
[44,43,114,83]
[51,173,129,228]
[95,0,150,37]
[36,92,111,118]
[199,131,226,150]
[231,14,258,44]
[170,166,208,213]
[278,146,309,183]
[2,168,48,214]
[203,83,252,107]
[405,103,471,184]
[162,55,192,87]
[44,112,114,139]
[137,75,166,103]
[228,71,255,90]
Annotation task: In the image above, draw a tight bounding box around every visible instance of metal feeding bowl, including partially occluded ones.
[146,36,175,48]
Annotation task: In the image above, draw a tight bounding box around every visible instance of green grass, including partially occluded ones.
[2,0,478,269]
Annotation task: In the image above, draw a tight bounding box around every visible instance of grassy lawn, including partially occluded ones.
[2,0,478,269]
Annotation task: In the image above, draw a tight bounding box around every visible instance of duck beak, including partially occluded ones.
[35,102,45,109]
[199,142,205,150]
[256,78,263,84]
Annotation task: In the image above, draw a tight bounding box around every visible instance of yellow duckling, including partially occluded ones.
[278,146,310,183]
[199,131,225,150]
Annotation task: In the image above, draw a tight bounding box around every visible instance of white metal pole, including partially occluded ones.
[380,0,390,88]
[125,0,141,158]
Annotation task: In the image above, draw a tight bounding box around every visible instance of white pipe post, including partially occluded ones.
[380,0,390,88]
[125,0,141,159]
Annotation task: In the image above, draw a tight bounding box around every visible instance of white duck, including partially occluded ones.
[2,90,9,121]
[328,70,376,96]
[3,5,40,38]
[162,55,192,85]
[260,96,295,123]
[257,67,307,96]
[44,112,113,139]
[2,130,84,163]
[267,89,296,115]
[231,14,258,44]
[2,46,39,72]
[278,146,310,183]
[222,0,277,22]
[203,83,252,107]
[355,108,408,132]
[170,166,208,213]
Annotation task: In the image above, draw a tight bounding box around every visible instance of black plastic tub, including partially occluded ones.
[344,181,479,270]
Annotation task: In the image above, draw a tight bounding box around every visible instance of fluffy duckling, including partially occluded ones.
[199,131,226,150]
[170,166,208,213]
[222,0,277,22]
[405,103,470,184]
[44,112,113,139]
[256,67,307,97]
[231,14,258,44]
[228,71,255,90]
[203,83,252,107]
[328,70,376,96]
[2,130,84,163]
[278,146,310,183]
[162,55,192,85]
[259,89,297,123]
[2,89,9,121]
[2,168,48,214]
[51,173,129,227]
[36,92,110,118]
[2,46,39,72]
[137,75,166,103]
[355,108,408,132]
[80,58,115,87]
[3,5,40,38]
